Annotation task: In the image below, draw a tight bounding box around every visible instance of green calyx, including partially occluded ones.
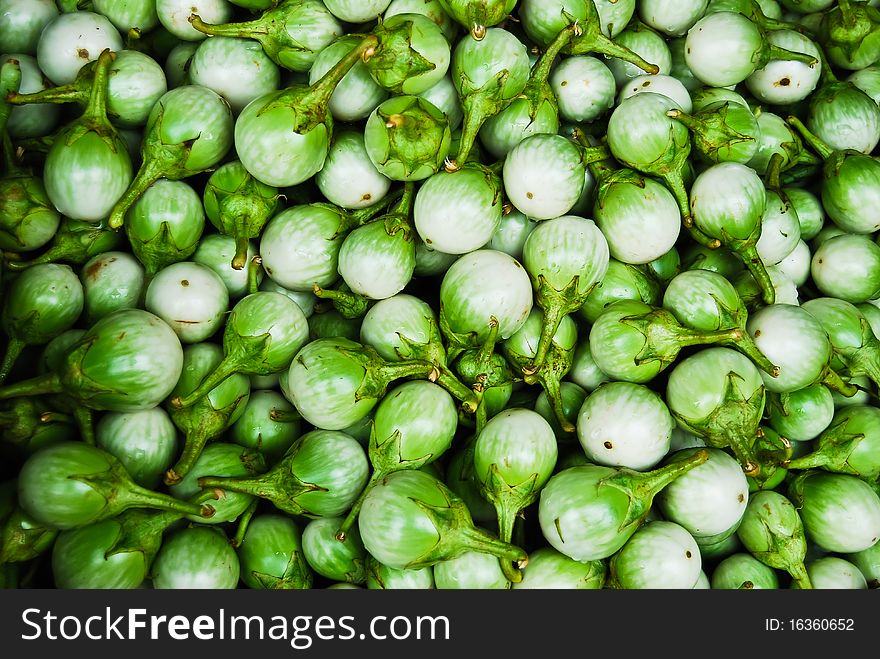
[107,105,204,231]
[188,3,333,71]
[0,398,71,448]
[454,319,514,391]
[503,321,576,434]
[439,0,517,39]
[53,335,136,410]
[530,274,595,372]
[166,389,251,485]
[619,306,744,371]
[786,413,879,480]
[0,174,59,253]
[673,369,766,476]
[820,0,880,69]
[368,17,439,94]
[392,312,451,369]
[606,449,711,530]
[368,95,451,180]
[446,31,531,173]
[333,342,432,407]
[565,5,659,76]
[479,463,540,582]
[0,504,58,563]
[668,102,759,164]
[171,334,272,410]
[313,283,372,320]
[822,314,880,391]
[335,423,440,542]
[74,451,217,522]
[452,319,514,432]
[747,427,793,490]
[100,503,211,567]
[447,71,516,171]
[203,164,280,271]
[126,220,199,278]
[197,442,329,518]
[709,221,776,306]
[739,491,812,589]
[479,460,538,542]
[395,480,528,577]
[248,550,314,590]
[496,22,578,130]
[258,33,379,129]
[55,50,123,154]
[4,219,122,272]
[365,180,416,244]
[679,288,779,376]
[753,26,820,70]
[439,305,486,361]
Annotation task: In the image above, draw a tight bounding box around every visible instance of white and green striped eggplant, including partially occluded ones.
[171,291,309,409]
[316,130,391,210]
[736,489,812,589]
[804,556,868,589]
[788,470,880,553]
[302,517,367,584]
[80,251,145,323]
[43,50,133,222]
[414,163,502,254]
[366,555,435,590]
[237,514,313,590]
[0,308,184,412]
[229,389,301,462]
[474,408,558,550]
[151,526,240,589]
[766,384,835,442]
[656,447,750,539]
[189,36,280,114]
[439,249,533,345]
[358,469,527,573]
[513,547,605,589]
[577,382,674,471]
[145,261,229,344]
[538,450,709,562]
[95,408,178,490]
[197,429,369,518]
[0,262,84,384]
[36,11,123,86]
[711,552,780,589]
[0,0,57,55]
[434,549,510,589]
[608,520,702,589]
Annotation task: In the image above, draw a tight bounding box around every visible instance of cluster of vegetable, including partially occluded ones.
[2,0,880,591]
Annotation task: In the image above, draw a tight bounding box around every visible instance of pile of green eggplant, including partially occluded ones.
[2,0,880,590]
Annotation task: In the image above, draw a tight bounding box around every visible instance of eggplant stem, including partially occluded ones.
[0,372,63,401]
[335,472,382,542]
[0,338,25,386]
